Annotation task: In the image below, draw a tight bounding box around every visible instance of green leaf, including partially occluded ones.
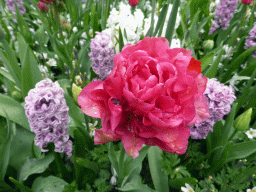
[31,176,68,192]
[148,146,169,192]
[208,141,232,174]
[57,79,85,125]
[107,142,119,177]
[0,180,15,192]
[153,3,168,37]
[35,25,49,45]
[220,46,256,83]
[165,0,180,44]
[200,53,215,72]
[226,140,256,163]
[66,0,77,22]
[204,48,224,78]
[15,2,33,44]
[236,68,256,115]
[9,177,33,192]
[76,157,99,175]
[8,125,35,171]
[91,1,99,37]
[18,153,54,182]
[0,110,13,180]
[169,177,198,189]
[116,175,156,192]
[0,41,22,89]
[124,146,150,181]
[0,94,30,130]
[18,33,43,98]
[119,27,125,53]
[74,128,87,158]
[0,67,15,83]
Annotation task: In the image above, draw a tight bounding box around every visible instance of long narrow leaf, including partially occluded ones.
[148,146,169,192]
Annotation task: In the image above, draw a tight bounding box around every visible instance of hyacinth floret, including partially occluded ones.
[245,22,256,58]
[5,0,26,15]
[88,32,115,80]
[24,79,72,157]
[209,0,239,35]
[190,78,236,139]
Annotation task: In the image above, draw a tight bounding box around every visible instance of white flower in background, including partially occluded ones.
[67,14,71,22]
[81,32,87,39]
[247,186,256,192]
[39,65,53,78]
[46,58,57,67]
[104,2,144,46]
[1,85,7,94]
[35,41,39,45]
[110,168,118,186]
[222,44,234,60]
[29,28,35,33]
[88,121,98,137]
[144,1,152,11]
[79,40,84,46]
[54,54,59,59]
[245,128,256,139]
[33,51,41,57]
[43,53,47,59]
[73,27,78,33]
[14,41,19,52]
[181,183,195,192]
[170,38,181,48]
[210,0,220,13]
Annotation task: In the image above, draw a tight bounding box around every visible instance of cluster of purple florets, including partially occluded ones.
[88,32,115,80]
[245,22,256,57]
[209,0,239,35]
[24,79,72,157]
[190,78,236,139]
[5,0,26,15]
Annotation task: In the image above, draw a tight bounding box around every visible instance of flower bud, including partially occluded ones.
[11,91,22,101]
[75,75,83,86]
[241,0,253,5]
[203,40,214,51]
[129,0,139,6]
[72,83,82,103]
[234,108,252,131]
[37,2,49,13]
[62,21,71,32]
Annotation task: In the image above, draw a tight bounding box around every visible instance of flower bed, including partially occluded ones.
[0,0,256,191]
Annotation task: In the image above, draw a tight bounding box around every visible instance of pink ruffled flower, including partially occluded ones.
[78,37,210,159]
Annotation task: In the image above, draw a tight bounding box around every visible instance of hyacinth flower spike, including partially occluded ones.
[24,79,72,157]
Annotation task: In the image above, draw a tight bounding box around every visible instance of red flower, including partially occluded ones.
[78,37,210,159]
[241,0,253,4]
[129,0,139,6]
[39,0,56,3]
[37,2,49,13]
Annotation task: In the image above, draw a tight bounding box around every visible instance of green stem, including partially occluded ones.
[229,130,238,141]
[9,177,33,192]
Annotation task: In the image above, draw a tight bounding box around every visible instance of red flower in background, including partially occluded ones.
[37,2,49,13]
[129,0,139,6]
[39,0,56,3]
[241,0,253,4]
[78,37,210,159]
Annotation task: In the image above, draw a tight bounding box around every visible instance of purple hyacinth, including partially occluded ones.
[24,79,72,157]
[88,32,115,80]
[245,22,256,58]
[209,0,239,35]
[5,0,26,15]
[190,78,236,139]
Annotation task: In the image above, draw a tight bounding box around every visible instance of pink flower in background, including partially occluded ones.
[241,0,253,4]
[39,0,56,3]
[78,37,209,159]
[37,2,49,13]
[129,0,139,6]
